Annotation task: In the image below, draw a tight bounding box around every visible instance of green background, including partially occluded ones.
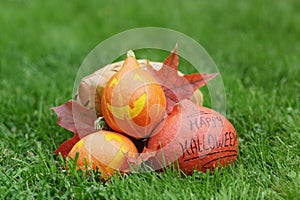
[0,0,299,199]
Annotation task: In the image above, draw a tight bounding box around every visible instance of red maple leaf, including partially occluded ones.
[146,44,218,113]
[51,100,97,157]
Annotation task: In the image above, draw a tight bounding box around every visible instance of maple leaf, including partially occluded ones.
[127,147,157,167]
[146,44,218,113]
[51,100,97,157]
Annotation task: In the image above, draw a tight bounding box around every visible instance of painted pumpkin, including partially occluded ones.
[67,130,138,177]
[146,99,238,174]
[101,51,167,139]
[75,60,203,117]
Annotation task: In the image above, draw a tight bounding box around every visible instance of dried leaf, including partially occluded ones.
[127,147,157,166]
[54,135,80,158]
[147,45,218,113]
[51,100,97,157]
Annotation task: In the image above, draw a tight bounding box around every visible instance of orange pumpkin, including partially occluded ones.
[146,100,238,174]
[101,51,166,139]
[67,130,138,177]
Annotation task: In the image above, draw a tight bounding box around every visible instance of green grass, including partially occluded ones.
[1,0,299,199]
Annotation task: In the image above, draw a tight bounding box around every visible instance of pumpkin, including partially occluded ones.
[101,50,167,139]
[146,99,238,174]
[67,130,138,177]
[75,60,203,117]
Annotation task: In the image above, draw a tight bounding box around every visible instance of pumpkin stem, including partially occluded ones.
[120,50,140,72]
[127,50,135,57]
[94,117,110,130]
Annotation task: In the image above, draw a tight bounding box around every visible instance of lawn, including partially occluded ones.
[0,0,299,199]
